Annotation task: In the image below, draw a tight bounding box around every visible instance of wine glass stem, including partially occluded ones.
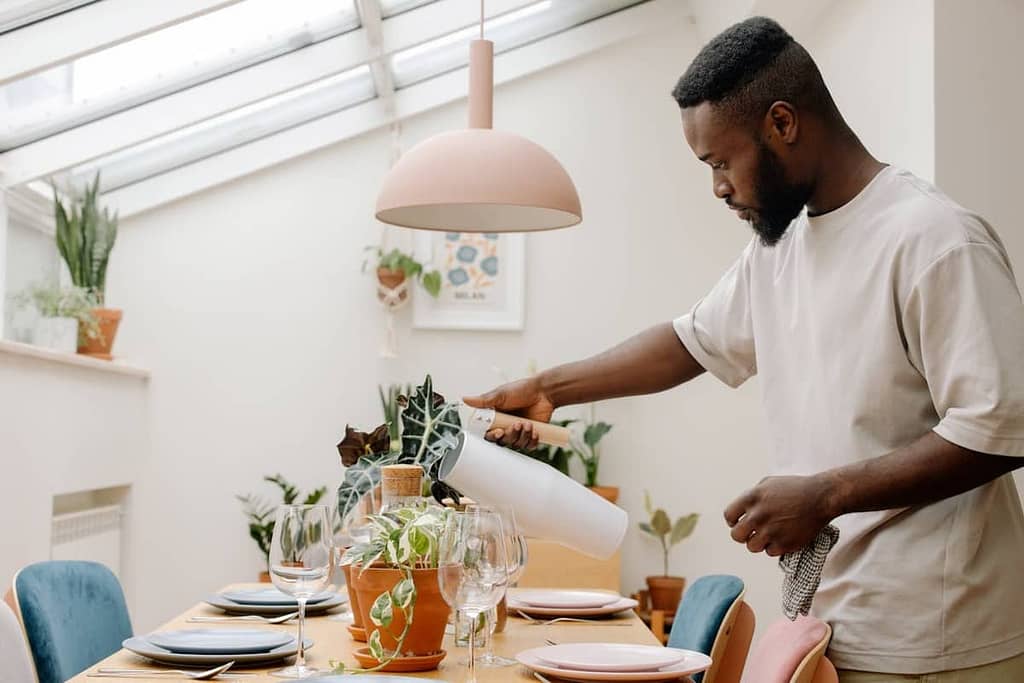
[483,609,495,662]
[296,597,308,672]
[467,610,478,683]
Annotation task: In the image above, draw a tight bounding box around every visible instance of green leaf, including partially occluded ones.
[421,270,441,298]
[638,522,655,536]
[397,375,463,495]
[651,509,671,537]
[368,629,385,662]
[670,514,699,546]
[337,451,397,523]
[391,577,416,610]
[369,591,394,628]
[643,490,653,516]
[583,422,612,449]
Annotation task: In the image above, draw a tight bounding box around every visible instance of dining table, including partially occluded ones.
[71,584,690,683]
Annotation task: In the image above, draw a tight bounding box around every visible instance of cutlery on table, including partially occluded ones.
[88,662,251,680]
[533,673,555,683]
[517,610,632,626]
[187,612,298,624]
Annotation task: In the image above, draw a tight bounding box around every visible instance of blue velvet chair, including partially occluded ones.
[13,561,132,683]
[668,575,753,683]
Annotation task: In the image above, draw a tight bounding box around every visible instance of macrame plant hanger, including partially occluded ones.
[376,121,410,358]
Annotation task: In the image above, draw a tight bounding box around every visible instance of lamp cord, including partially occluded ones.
[480,0,484,38]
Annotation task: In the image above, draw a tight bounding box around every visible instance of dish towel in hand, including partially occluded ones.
[779,524,840,620]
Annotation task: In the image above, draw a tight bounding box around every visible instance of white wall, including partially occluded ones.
[98,0,946,636]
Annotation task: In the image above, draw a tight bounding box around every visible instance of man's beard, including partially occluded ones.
[746,141,813,247]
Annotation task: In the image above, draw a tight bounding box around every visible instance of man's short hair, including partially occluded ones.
[671,17,836,124]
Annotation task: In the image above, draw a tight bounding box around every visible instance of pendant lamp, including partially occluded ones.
[375,2,582,232]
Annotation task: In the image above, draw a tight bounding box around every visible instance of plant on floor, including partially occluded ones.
[237,475,328,569]
[572,408,613,487]
[336,375,463,525]
[639,491,699,578]
[363,246,442,298]
[337,505,452,671]
[523,418,578,476]
[53,173,118,304]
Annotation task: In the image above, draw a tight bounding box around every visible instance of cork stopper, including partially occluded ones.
[381,464,424,497]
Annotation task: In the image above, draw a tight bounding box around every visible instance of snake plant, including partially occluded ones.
[54,173,118,304]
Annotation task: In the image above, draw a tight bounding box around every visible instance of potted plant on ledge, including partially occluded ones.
[53,173,120,360]
[639,491,698,614]
[13,283,99,353]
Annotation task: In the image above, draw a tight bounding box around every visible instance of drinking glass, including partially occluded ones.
[269,504,333,678]
[465,503,527,667]
[438,509,509,683]
[329,490,380,622]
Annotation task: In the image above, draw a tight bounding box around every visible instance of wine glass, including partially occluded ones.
[269,504,333,678]
[329,490,380,622]
[465,503,527,667]
[438,509,509,683]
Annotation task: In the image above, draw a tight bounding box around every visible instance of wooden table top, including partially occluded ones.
[71,585,672,682]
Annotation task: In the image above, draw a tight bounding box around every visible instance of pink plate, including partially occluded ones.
[516,646,711,682]
[508,596,639,617]
[537,643,687,672]
[514,590,622,609]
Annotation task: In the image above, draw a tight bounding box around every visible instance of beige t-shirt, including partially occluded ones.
[674,166,1024,674]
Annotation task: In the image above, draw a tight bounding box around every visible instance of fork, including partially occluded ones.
[517,610,631,626]
[187,612,297,624]
[89,662,248,680]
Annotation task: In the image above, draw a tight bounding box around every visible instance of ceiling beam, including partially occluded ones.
[103,0,688,217]
[356,0,396,114]
[0,0,245,86]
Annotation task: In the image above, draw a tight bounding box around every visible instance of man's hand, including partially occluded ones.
[724,474,837,557]
[463,376,556,450]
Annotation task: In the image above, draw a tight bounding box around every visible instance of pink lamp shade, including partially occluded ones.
[375,38,582,233]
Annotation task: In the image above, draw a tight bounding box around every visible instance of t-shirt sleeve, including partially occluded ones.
[673,242,757,388]
[904,241,1024,457]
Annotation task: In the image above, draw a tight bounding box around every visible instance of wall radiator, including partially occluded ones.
[50,504,123,577]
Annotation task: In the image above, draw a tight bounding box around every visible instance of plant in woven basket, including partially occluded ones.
[363,246,441,298]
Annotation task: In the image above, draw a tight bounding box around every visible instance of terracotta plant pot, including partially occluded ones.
[587,485,620,504]
[646,575,686,614]
[352,566,450,667]
[258,571,271,583]
[341,563,364,631]
[376,268,408,304]
[78,307,122,360]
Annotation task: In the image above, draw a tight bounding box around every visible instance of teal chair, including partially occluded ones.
[668,575,752,683]
[13,561,132,683]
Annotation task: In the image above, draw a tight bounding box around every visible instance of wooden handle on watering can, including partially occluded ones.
[490,411,571,448]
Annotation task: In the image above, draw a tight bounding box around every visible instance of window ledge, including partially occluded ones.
[0,339,150,379]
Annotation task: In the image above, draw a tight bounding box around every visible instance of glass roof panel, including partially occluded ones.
[63,64,375,191]
[379,0,438,19]
[0,0,94,34]
[390,0,646,89]
[0,0,359,150]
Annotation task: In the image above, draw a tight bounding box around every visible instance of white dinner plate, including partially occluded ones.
[508,596,638,617]
[516,646,711,682]
[513,590,622,609]
[220,588,333,605]
[146,629,292,655]
[536,643,688,672]
[123,636,313,667]
[204,592,347,616]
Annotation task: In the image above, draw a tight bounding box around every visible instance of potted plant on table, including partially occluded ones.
[12,283,99,353]
[237,475,328,582]
[639,491,699,613]
[53,173,121,360]
[363,247,442,302]
[339,505,452,672]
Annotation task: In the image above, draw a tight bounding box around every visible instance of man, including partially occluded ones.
[464,17,1024,682]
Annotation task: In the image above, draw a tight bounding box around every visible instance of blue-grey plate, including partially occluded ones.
[146,629,293,655]
[122,636,313,666]
[204,592,347,616]
[220,588,333,605]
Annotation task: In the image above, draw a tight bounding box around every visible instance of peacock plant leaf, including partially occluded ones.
[396,375,463,501]
[337,450,398,524]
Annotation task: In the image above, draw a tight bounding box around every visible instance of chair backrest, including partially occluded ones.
[806,655,838,683]
[14,561,132,683]
[0,601,36,683]
[710,600,755,683]
[739,616,831,683]
[667,575,746,683]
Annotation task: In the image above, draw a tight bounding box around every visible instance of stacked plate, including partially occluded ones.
[204,587,347,615]
[516,643,712,682]
[508,589,638,617]
[123,629,314,666]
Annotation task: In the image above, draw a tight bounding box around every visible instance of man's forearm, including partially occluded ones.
[539,322,705,407]
[822,431,1022,518]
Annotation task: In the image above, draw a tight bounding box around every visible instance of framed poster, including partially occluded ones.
[413,232,525,331]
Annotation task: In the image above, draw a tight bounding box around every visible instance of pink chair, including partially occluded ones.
[739,615,837,683]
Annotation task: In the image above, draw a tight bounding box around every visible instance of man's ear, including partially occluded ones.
[762,101,799,145]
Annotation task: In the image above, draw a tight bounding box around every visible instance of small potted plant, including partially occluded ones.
[53,173,121,360]
[13,283,99,353]
[572,405,616,503]
[237,475,328,582]
[639,491,698,613]
[341,505,453,672]
[364,247,442,302]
